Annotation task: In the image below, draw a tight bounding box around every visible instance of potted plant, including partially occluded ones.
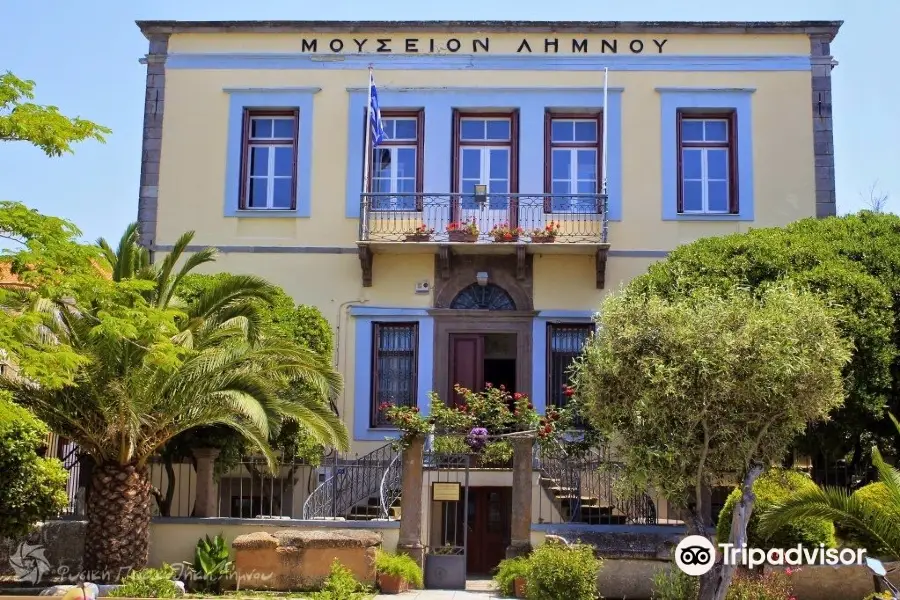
[530,221,560,243]
[404,224,434,242]
[494,556,531,599]
[447,219,479,242]
[489,222,524,243]
[375,550,423,594]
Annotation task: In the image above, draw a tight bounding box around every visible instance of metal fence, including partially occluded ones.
[535,440,683,526]
[359,193,608,244]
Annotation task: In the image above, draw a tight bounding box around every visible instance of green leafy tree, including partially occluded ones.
[96,227,342,515]
[2,219,346,578]
[572,284,850,600]
[632,212,900,470]
[0,71,110,156]
[760,414,900,560]
[0,392,68,538]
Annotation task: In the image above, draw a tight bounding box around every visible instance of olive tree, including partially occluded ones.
[572,284,850,600]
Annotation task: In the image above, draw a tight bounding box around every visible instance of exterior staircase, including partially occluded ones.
[302,442,402,520]
[537,441,656,525]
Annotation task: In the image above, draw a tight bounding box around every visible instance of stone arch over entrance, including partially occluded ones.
[432,255,533,311]
[449,283,516,311]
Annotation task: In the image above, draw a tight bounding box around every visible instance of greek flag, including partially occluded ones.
[368,69,386,147]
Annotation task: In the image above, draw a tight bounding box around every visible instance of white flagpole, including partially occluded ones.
[361,65,374,239]
[601,67,609,243]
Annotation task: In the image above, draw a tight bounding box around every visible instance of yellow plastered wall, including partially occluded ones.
[156,64,815,251]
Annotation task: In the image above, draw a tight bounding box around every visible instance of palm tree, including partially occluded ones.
[759,414,900,559]
[3,226,347,577]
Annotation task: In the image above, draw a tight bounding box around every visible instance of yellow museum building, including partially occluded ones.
[134,18,841,574]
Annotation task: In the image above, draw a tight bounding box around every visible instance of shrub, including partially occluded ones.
[526,543,601,600]
[717,468,835,549]
[311,560,364,600]
[0,393,68,538]
[480,441,514,466]
[725,570,793,600]
[493,556,531,597]
[432,435,470,455]
[651,566,699,600]
[184,533,232,593]
[109,565,179,598]
[841,482,900,554]
[375,550,423,588]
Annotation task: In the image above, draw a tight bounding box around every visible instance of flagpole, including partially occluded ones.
[361,65,374,240]
[601,67,609,244]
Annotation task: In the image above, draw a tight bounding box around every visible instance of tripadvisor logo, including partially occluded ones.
[674,535,867,576]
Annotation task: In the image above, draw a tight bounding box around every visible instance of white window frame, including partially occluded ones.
[244,115,296,210]
[548,117,601,213]
[369,116,419,210]
[679,117,732,215]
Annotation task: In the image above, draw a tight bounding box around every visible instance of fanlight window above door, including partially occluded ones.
[449,283,516,311]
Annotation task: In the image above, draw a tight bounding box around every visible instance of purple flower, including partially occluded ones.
[466,427,489,451]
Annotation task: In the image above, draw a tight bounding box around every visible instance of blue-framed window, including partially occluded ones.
[545,113,602,214]
[659,88,754,222]
[367,111,424,211]
[224,89,317,218]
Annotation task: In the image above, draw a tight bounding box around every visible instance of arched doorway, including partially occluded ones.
[449,283,516,311]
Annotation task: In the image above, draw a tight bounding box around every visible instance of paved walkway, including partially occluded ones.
[373,580,501,599]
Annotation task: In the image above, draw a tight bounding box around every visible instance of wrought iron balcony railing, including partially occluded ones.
[359,193,608,244]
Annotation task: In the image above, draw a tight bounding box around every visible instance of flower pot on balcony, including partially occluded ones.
[514,577,528,598]
[491,234,520,243]
[404,233,431,242]
[448,231,478,242]
[531,236,556,244]
[378,574,409,594]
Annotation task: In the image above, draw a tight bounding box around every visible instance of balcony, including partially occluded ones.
[356,193,610,289]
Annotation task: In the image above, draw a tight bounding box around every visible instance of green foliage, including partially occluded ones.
[525,543,601,600]
[432,435,470,455]
[724,570,793,600]
[310,560,365,600]
[718,468,836,550]
[843,482,900,553]
[0,71,110,156]
[0,393,68,538]
[480,440,514,466]
[109,565,179,598]
[863,591,894,600]
[493,556,531,597]
[374,551,423,588]
[631,212,900,462]
[184,534,232,593]
[164,272,339,471]
[760,414,900,560]
[5,223,347,472]
[650,566,699,600]
[573,284,850,513]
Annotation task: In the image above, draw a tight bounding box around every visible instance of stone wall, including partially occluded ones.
[0,521,86,585]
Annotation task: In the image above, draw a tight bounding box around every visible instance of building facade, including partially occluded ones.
[136,19,840,575]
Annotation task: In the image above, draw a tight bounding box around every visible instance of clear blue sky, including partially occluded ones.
[1,0,896,242]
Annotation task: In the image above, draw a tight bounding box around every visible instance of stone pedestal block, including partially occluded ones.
[232,529,381,591]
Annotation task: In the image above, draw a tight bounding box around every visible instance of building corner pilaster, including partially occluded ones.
[137,33,170,256]
[810,34,837,218]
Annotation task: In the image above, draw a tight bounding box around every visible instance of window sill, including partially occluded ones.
[226,209,305,218]
[663,212,750,222]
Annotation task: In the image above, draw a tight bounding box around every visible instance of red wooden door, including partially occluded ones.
[466,487,512,574]
[449,334,484,405]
